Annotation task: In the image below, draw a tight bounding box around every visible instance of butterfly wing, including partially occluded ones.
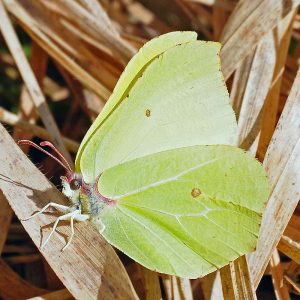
[78,35,237,182]
[76,31,198,171]
[93,145,269,278]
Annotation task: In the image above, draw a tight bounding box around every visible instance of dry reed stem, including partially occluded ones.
[55,0,136,63]
[0,257,48,299]
[4,0,113,101]
[257,8,297,160]
[161,275,193,300]
[220,256,256,300]
[212,3,297,298]
[138,267,162,300]
[236,31,275,149]
[200,272,223,300]
[212,5,227,40]
[0,124,138,300]
[269,249,291,300]
[211,3,300,297]
[13,42,48,148]
[278,213,300,264]
[220,0,299,80]
[0,193,13,253]
[78,0,119,36]
[0,0,72,164]
[0,107,79,153]
[278,235,300,264]
[230,52,255,118]
[248,68,300,288]
[237,9,296,152]
[186,0,237,11]
[28,289,74,300]
[175,278,194,300]
[161,275,172,300]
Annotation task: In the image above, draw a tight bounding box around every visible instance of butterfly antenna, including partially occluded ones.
[40,141,72,172]
[17,140,72,173]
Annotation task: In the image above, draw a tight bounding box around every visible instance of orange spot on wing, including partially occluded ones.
[191,188,201,198]
[145,109,151,117]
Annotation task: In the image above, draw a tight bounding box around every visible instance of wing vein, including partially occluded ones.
[117,206,193,268]
[113,211,152,266]
[114,156,226,199]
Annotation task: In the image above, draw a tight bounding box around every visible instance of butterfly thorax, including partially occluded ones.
[61,173,116,217]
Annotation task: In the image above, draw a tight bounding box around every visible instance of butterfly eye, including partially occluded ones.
[70,179,81,190]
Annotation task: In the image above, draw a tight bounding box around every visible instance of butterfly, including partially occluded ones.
[19,31,269,278]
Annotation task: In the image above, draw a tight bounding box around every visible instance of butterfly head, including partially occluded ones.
[60,172,82,199]
[17,140,82,198]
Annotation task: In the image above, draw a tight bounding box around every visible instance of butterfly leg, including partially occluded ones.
[98,220,106,234]
[62,216,75,251]
[22,202,70,221]
[92,217,106,234]
[62,213,89,251]
[41,210,78,249]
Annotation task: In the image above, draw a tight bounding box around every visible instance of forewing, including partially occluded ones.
[92,145,269,278]
[79,40,237,182]
[76,31,197,171]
